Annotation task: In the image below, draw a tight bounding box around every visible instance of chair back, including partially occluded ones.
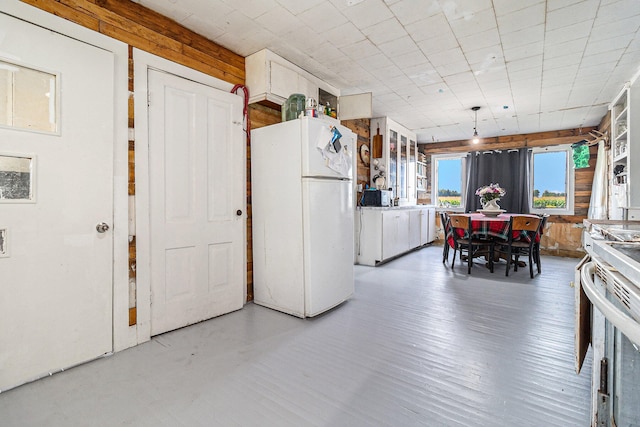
[511,215,541,232]
[508,215,542,244]
[448,214,471,241]
[448,214,470,230]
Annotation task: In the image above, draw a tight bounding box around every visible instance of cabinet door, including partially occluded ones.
[270,61,299,100]
[298,75,318,102]
[382,211,400,259]
[338,92,372,120]
[389,130,398,197]
[420,209,429,245]
[409,209,422,249]
[408,139,416,202]
[399,135,408,199]
[397,210,411,254]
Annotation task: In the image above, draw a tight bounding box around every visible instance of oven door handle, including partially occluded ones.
[581,261,640,346]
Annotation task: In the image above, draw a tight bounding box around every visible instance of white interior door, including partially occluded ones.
[148,69,245,336]
[0,13,114,391]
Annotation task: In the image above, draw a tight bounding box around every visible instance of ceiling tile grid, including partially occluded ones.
[135,0,640,143]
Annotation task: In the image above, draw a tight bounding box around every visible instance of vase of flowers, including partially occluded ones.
[476,183,506,210]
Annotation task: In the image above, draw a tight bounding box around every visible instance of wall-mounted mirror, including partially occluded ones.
[0,154,35,202]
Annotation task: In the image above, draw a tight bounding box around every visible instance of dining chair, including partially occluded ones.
[448,214,494,274]
[440,211,452,264]
[497,215,543,278]
[533,214,549,274]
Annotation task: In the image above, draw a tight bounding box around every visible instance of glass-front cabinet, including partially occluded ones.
[369,117,418,205]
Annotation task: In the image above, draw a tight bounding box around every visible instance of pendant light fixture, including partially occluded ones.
[471,106,480,144]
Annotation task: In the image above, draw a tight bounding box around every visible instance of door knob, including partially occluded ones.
[96,222,110,233]
[236,210,243,216]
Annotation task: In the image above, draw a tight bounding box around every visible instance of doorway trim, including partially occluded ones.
[133,49,241,342]
[2,1,130,352]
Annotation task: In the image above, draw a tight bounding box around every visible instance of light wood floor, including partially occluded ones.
[0,246,592,426]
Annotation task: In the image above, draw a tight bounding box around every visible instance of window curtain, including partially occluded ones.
[465,148,531,213]
[588,141,607,219]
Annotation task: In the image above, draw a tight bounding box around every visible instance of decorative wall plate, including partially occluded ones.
[359,144,370,166]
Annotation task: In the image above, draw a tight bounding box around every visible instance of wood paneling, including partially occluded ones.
[342,118,371,195]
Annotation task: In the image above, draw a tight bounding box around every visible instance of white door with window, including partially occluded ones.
[147,69,245,336]
[0,13,114,391]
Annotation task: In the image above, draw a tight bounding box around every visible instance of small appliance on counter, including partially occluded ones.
[361,189,391,207]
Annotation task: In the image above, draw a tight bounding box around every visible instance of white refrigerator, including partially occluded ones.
[251,117,355,318]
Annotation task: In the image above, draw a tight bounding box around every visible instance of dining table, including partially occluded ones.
[446,212,542,265]
[446,212,541,245]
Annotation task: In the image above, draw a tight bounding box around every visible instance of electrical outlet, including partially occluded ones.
[356,183,363,192]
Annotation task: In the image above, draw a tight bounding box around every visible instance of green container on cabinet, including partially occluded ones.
[282,93,305,122]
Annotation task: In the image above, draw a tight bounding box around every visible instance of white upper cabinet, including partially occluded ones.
[245,49,371,120]
[369,117,418,206]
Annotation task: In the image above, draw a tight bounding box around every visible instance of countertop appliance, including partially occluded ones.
[362,189,391,207]
[251,117,355,318]
[578,220,640,426]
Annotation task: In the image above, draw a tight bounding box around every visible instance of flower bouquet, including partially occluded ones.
[476,183,506,210]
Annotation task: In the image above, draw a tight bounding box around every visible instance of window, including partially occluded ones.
[433,154,466,210]
[530,145,574,214]
[0,60,58,133]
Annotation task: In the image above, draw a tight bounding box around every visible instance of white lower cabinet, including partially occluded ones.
[356,206,435,266]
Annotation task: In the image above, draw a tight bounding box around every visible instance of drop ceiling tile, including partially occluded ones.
[298,3,349,33]
[464,45,503,67]
[591,16,640,41]
[391,51,430,69]
[358,53,395,69]
[585,34,635,56]
[496,3,545,34]
[459,28,502,51]
[500,25,545,51]
[503,41,544,62]
[592,0,640,26]
[449,7,498,40]
[546,0,599,31]
[544,21,593,47]
[405,14,450,43]
[505,55,543,72]
[493,0,544,16]
[443,71,476,85]
[276,0,325,15]
[542,53,584,71]
[416,32,460,56]
[440,0,493,21]
[428,47,467,67]
[544,38,588,59]
[361,18,407,45]
[509,66,543,83]
[378,35,421,58]
[370,64,405,80]
[339,38,380,60]
[385,73,414,88]
[435,61,472,77]
[220,0,279,19]
[324,22,366,48]
[542,65,579,85]
[340,0,394,29]
[255,6,305,36]
[182,15,226,40]
[389,0,443,25]
[582,49,629,67]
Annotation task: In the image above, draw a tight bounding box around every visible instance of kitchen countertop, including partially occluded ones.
[583,219,640,240]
